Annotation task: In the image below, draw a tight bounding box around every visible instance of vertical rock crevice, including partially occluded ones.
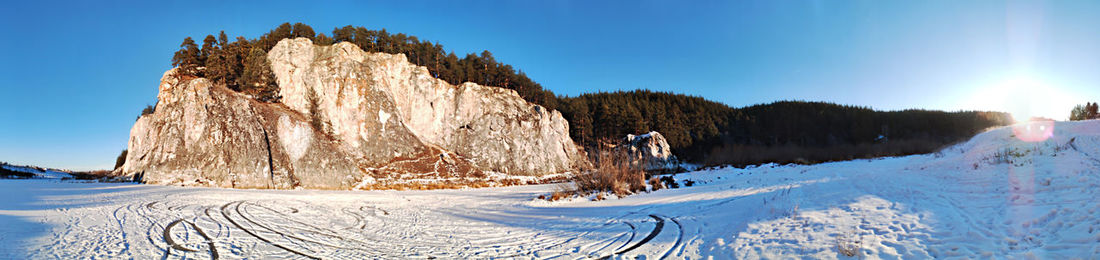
[259,126,276,189]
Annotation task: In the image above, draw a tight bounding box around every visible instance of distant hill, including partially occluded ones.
[559,93,1012,166]
[0,162,74,179]
[167,23,1013,167]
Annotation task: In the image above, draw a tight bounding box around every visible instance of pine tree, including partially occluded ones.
[218,31,229,49]
[114,150,128,170]
[315,33,334,45]
[1089,102,1100,119]
[1070,104,1087,121]
[223,37,250,91]
[272,23,293,40]
[171,37,202,76]
[259,23,293,51]
[562,99,593,146]
[200,35,218,65]
[291,23,316,40]
[239,47,279,102]
[204,44,230,86]
[332,25,355,43]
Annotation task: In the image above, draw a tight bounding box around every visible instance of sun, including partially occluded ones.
[970,75,1074,123]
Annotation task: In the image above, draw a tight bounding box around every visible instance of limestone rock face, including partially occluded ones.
[120,69,362,189]
[119,38,584,189]
[267,38,583,175]
[619,131,677,172]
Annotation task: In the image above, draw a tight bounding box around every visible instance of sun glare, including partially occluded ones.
[971,75,1074,123]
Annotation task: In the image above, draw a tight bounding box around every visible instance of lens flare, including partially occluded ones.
[1011,119,1054,142]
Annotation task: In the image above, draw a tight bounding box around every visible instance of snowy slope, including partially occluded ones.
[0,164,72,179]
[0,120,1098,259]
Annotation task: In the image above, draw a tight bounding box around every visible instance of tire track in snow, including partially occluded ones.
[123,198,645,258]
[162,219,197,253]
[659,215,685,260]
[616,215,665,254]
[616,222,637,251]
[217,201,320,259]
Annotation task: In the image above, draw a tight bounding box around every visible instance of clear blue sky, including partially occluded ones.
[2,1,1099,170]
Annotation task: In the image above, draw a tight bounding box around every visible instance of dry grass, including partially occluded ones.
[648,177,664,191]
[566,148,646,197]
[359,170,570,191]
[550,190,571,201]
[835,231,863,257]
[358,177,550,191]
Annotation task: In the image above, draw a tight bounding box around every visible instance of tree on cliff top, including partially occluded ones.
[200,35,218,63]
[238,47,279,102]
[171,37,201,76]
[204,33,233,87]
[291,23,316,41]
[315,33,334,46]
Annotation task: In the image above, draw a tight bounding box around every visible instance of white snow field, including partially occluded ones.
[2,120,1100,259]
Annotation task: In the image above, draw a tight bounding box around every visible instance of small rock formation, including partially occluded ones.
[618,131,677,172]
[118,38,585,189]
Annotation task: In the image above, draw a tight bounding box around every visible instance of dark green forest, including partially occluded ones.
[169,23,1013,167]
[559,93,1011,166]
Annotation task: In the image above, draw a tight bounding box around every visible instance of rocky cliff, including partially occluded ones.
[267,38,582,175]
[118,38,584,189]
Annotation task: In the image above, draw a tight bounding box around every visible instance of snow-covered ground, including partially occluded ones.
[1,164,72,179]
[1,120,1099,259]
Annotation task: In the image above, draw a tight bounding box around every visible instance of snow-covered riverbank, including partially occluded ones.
[2,120,1099,259]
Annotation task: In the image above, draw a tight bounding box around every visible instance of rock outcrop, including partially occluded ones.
[118,38,585,189]
[618,131,677,172]
[120,69,362,189]
[267,38,583,175]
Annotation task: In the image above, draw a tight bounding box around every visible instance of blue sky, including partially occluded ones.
[2,0,1099,170]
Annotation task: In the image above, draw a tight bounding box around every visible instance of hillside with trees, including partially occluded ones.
[559,93,1012,166]
[167,23,1013,167]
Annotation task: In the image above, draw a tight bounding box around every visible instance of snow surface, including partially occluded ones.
[1,120,1099,259]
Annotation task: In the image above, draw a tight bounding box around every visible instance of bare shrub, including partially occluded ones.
[660,175,679,189]
[549,190,571,201]
[570,147,646,197]
[648,176,664,191]
[835,231,862,257]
